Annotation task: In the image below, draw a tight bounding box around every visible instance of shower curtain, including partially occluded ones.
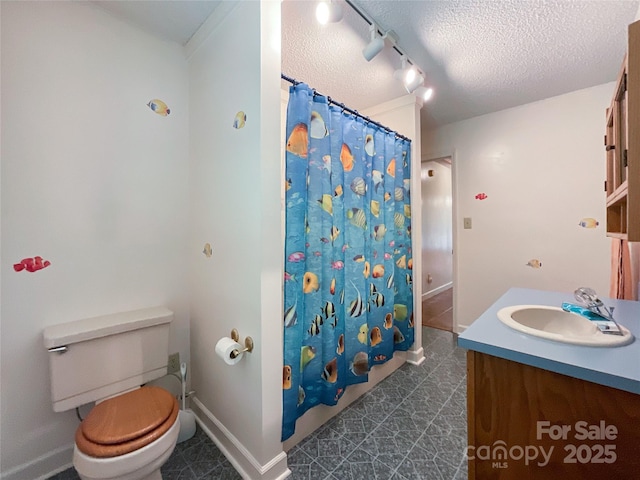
[282,83,414,441]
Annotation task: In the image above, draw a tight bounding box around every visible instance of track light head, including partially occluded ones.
[316,1,343,24]
[393,56,424,93]
[362,24,384,62]
[404,70,424,93]
[416,86,434,102]
[363,37,384,62]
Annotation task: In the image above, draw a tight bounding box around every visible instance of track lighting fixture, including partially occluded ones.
[316,1,343,24]
[404,70,424,94]
[342,1,436,104]
[393,56,424,93]
[362,24,384,62]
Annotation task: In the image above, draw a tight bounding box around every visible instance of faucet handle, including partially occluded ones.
[574,287,598,305]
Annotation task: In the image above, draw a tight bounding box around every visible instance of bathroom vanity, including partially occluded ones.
[458,288,640,479]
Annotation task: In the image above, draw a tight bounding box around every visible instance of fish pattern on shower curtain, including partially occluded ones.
[282,83,413,441]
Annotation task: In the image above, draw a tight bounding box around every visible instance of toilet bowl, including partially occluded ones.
[73,386,180,480]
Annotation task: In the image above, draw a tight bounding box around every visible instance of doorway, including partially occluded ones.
[420,157,453,331]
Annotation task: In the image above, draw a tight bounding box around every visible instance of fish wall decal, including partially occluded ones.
[14,256,51,273]
[147,99,170,116]
[233,111,246,129]
[578,218,599,228]
[526,259,543,268]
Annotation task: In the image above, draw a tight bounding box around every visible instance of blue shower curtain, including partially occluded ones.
[282,83,414,441]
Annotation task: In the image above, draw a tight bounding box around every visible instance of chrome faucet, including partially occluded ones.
[571,287,623,335]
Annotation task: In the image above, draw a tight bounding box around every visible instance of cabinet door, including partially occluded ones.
[467,351,640,479]
[606,58,629,237]
[606,106,615,197]
[612,69,628,191]
[626,20,640,241]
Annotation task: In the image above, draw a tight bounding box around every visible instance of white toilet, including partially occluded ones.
[43,306,180,480]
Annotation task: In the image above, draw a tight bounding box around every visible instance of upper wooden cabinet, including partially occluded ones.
[606,20,640,241]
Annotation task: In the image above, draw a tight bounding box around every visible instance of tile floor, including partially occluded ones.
[49,326,467,480]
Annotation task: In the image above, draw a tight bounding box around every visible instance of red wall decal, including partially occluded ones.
[14,256,51,273]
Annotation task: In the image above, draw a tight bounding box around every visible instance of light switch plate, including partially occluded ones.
[464,217,472,229]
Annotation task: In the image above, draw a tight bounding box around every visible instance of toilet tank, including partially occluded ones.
[43,306,173,412]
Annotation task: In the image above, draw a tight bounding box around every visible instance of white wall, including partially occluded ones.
[423,83,614,330]
[420,160,453,297]
[0,2,190,478]
[187,2,287,479]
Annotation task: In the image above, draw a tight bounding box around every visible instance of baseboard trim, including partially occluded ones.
[406,346,425,366]
[1,443,74,480]
[191,397,290,480]
[456,324,469,334]
[421,282,453,301]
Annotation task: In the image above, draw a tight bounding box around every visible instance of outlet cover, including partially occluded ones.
[463,217,472,229]
[168,352,180,374]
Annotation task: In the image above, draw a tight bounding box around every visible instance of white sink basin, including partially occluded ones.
[497,305,634,347]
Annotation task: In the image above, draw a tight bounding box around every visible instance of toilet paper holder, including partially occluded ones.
[230,329,254,359]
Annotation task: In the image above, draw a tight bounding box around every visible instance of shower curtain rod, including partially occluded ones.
[281,73,410,142]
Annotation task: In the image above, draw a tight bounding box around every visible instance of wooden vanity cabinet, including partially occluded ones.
[466,351,640,479]
[605,20,640,240]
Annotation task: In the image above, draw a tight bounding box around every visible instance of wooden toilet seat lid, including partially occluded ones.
[75,386,178,458]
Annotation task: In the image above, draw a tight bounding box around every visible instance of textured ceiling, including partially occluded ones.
[283,0,639,130]
[93,0,639,131]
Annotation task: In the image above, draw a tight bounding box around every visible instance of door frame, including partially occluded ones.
[421,149,458,333]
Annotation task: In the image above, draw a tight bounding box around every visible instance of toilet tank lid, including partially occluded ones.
[43,306,173,349]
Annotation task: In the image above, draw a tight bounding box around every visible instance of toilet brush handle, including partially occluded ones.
[180,362,187,411]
